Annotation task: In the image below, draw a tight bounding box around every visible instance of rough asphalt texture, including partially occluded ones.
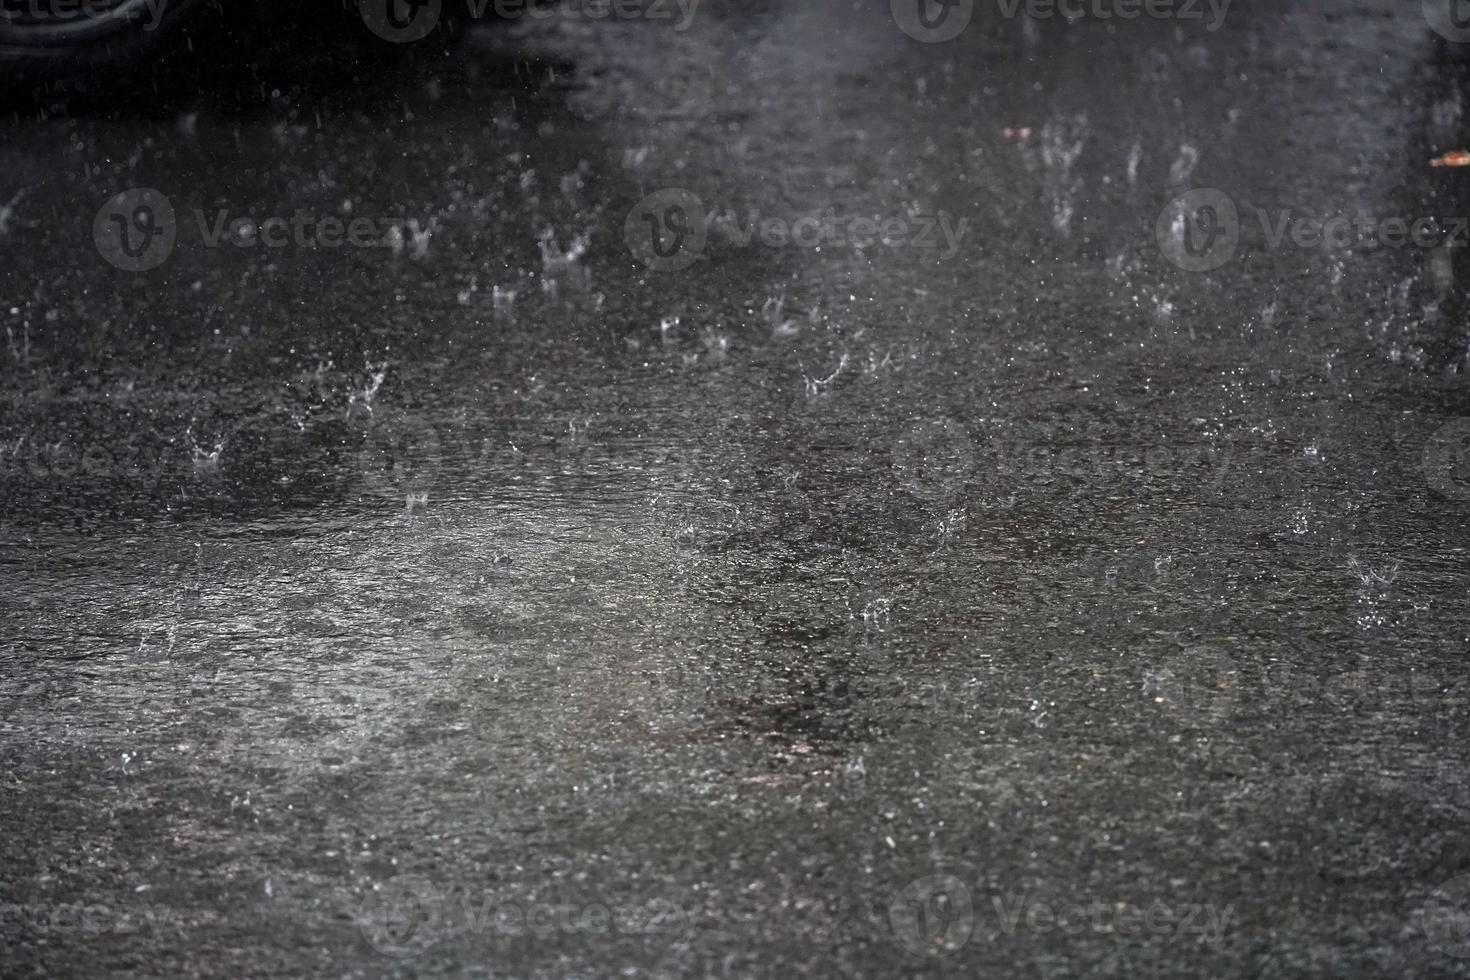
[3,0,1470,976]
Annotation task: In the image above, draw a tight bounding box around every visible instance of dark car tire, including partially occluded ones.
[0,0,467,105]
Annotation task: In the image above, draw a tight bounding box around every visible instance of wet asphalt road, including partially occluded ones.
[4,0,1470,976]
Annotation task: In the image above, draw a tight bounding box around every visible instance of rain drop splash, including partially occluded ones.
[1432,248,1455,302]
[1021,13,1040,45]
[1259,302,1278,331]
[762,292,784,324]
[492,285,518,314]
[702,328,730,361]
[1040,114,1087,237]
[763,292,801,337]
[346,361,389,419]
[1347,557,1399,630]
[457,275,479,306]
[386,218,436,261]
[560,161,591,202]
[0,188,26,239]
[0,434,24,473]
[803,353,848,396]
[1168,143,1200,188]
[933,508,967,547]
[1153,296,1175,324]
[186,422,224,472]
[1347,557,1398,591]
[1432,90,1463,143]
[538,228,592,292]
[862,348,896,376]
[859,598,893,633]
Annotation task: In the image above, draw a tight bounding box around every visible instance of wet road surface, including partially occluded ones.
[4,0,1470,976]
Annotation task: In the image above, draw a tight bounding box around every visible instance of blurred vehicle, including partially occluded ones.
[0,0,210,75]
[0,1,463,84]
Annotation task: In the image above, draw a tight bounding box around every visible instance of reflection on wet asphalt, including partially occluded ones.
[4,0,1470,975]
